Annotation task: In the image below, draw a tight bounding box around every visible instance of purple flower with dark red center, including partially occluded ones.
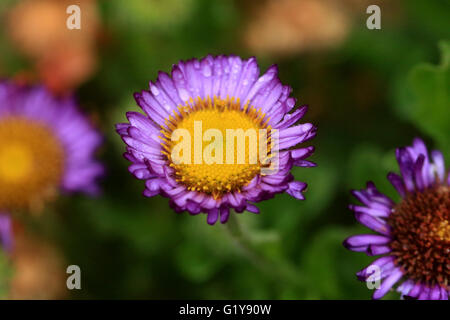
[0,81,103,216]
[116,55,316,225]
[344,138,449,300]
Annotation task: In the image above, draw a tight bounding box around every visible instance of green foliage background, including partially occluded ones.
[0,0,449,299]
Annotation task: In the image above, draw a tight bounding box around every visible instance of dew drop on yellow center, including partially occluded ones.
[0,117,65,211]
[160,97,271,198]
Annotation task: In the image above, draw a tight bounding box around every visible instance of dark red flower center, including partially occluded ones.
[388,185,450,290]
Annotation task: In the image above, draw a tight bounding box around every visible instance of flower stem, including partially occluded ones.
[223,212,307,289]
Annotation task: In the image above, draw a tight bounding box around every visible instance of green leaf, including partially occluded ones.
[396,41,450,158]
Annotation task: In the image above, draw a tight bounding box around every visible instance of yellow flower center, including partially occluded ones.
[433,220,450,242]
[0,144,33,181]
[0,117,65,211]
[160,97,272,199]
[389,186,449,287]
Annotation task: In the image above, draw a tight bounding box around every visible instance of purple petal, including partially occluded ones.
[356,256,395,281]
[354,212,391,236]
[373,268,403,299]
[396,148,415,192]
[387,172,406,198]
[413,154,425,191]
[397,279,414,297]
[349,205,390,218]
[430,285,442,300]
[431,150,446,183]
[344,234,391,247]
[219,207,230,224]
[0,213,13,252]
[407,283,423,298]
[418,286,431,300]
[207,209,219,225]
[367,245,392,256]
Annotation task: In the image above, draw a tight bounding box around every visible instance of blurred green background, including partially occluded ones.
[0,0,449,299]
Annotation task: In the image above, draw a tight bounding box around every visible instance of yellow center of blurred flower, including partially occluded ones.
[0,117,65,212]
[160,97,273,199]
[0,144,33,181]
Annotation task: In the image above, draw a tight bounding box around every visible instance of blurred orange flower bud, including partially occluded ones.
[6,0,100,94]
[244,0,351,56]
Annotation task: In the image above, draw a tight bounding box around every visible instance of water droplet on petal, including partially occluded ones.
[202,65,212,77]
[178,88,190,101]
[150,85,159,96]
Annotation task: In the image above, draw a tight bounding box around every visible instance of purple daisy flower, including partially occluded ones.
[344,138,449,300]
[0,81,103,215]
[116,55,316,225]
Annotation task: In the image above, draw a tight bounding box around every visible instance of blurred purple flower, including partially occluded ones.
[116,55,316,224]
[0,213,13,252]
[344,138,449,300]
[0,81,103,213]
